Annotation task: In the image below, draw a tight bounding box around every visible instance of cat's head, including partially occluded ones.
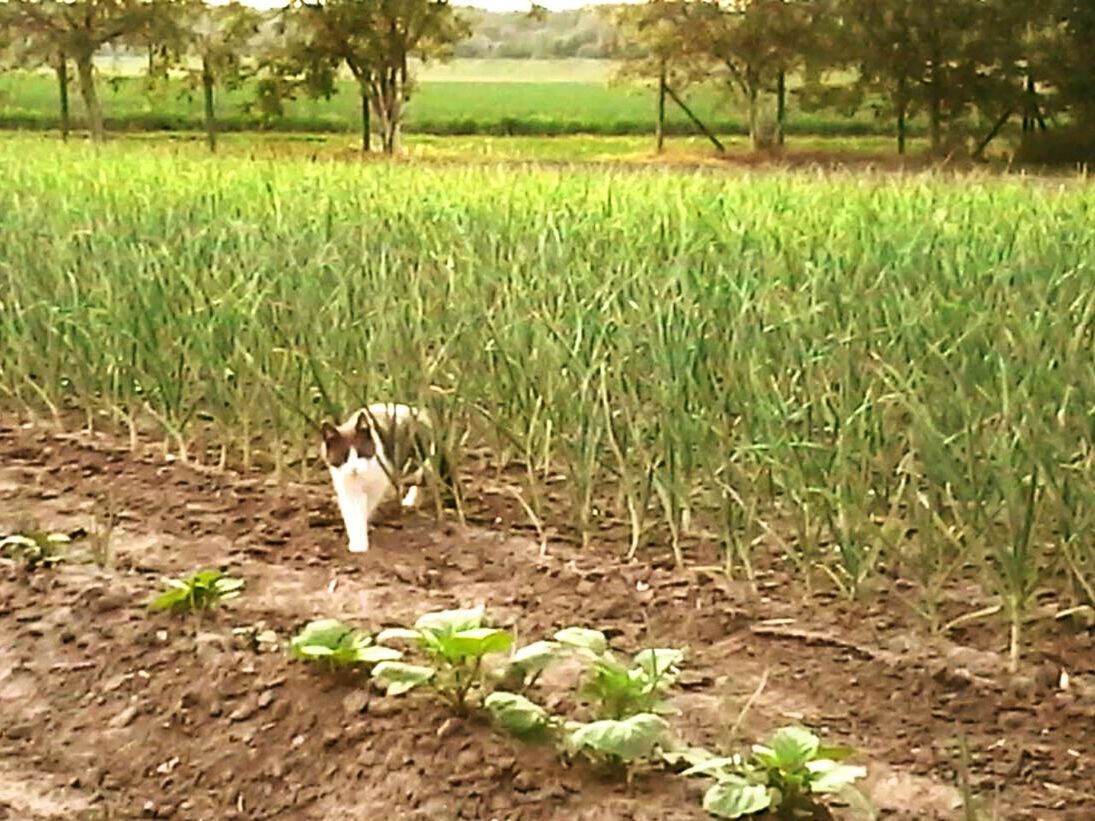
[320,411,376,472]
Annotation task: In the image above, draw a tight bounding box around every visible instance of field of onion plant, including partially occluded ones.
[1,137,1092,669]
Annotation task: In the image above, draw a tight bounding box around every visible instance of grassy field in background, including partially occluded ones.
[1,135,1091,665]
[88,55,620,82]
[0,58,897,138]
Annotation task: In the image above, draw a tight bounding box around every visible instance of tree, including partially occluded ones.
[279,0,467,155]
[2,0,156,141]
[821,0,1030,156]
[0,2,73,139]
[144,0,262,152]
[1037,1,1095,126]
[687,0,813,151]
[612,1,694,154]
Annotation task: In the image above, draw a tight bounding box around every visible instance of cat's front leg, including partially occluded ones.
[332,471,370,553]
[346,495,370,554]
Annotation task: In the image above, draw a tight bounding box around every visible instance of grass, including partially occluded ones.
[1,135,1091,667]
[0,64,905,139]
[93,130,925,164]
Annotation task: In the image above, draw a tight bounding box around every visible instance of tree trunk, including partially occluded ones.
[55,54,70,142]
[75,53,104,142]
[371,72,396,155]
[202,56,216,153]
[776,70,786,146]
[396,49,407,153]
[360,86,371,153]
[1022,74,1032,132]
[748,86,760,150]
[655,57,667,154]
[897,104,907,155]
[376,66,402,155]
[927,54,943,154]
[896,76,908,156]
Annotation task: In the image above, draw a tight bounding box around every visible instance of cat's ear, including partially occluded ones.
[355,411,372,433]
[320,422,340,445]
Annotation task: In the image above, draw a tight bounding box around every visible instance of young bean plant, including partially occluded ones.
[149,569,244,614]
[290,618,402,672]
[682,725,870,819]
[372,606,514,714]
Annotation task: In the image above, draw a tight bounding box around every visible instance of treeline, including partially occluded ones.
[455,8,618,60]
[1,1,1093,161]
[0,0,466,152]
[615,0,1095,161]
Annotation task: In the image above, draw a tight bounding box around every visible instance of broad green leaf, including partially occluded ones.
[290,619,396,666]
[632,648,684,680]
[290,619,360,660]
[806,760,868,794]
[214,577,245,594]
[297,645,336,658]
[567,713,669,761]
[766,726,820,769]
[371,661,435,696]
[356,645,403,665]
[508,640,560,674]
[441,627,514,659]
[150,588,187,611]
[414,606,484,635]
[191,569,225,586]
[150,570,244,612]
[681,755,746,777]
[553,626,608,654]
[661,746,720,770]
[816,744,858,762]
[0,535,36,550]
[292,618,355,649]
[702,777,772,819]
[484,691,551,736]
[375,627,422,644]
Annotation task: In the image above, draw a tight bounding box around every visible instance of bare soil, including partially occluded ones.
[1,418,1092,820]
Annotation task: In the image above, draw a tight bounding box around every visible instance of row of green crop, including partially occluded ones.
[0,71,911,139]
[1,138,1091,669]
[0,109,904,138]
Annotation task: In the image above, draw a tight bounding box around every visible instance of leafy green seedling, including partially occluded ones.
[149,569,244,614]
[0,531,72,570]
[373,606,514,713]
[484,690,558,741]
[683,726,869,819]
[566,712,671,774]
[497,639,564,690]
[290,618,402,671]
[701,775,774,819]
[554,626,684,719]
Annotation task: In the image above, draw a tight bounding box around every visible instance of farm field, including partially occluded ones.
[0,58,895,138]
[1,136,1093,819]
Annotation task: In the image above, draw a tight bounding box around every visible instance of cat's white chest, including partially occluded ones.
[332,460,391,504]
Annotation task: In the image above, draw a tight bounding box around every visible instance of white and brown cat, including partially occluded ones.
[319,403,446,553]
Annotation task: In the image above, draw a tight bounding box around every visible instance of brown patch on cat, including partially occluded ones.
[350,412,376,459]
[320,423,349,468]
